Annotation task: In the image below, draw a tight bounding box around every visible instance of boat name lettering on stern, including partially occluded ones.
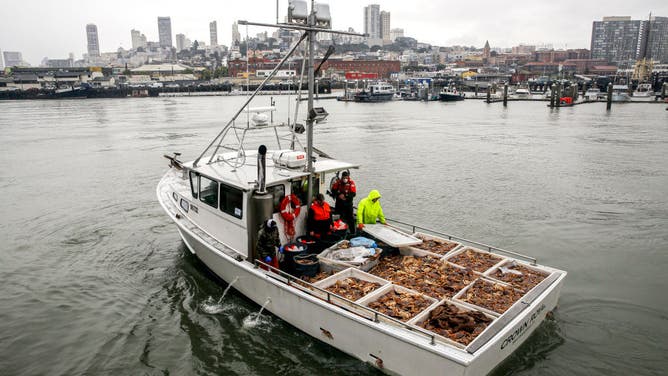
[500,304,546,350]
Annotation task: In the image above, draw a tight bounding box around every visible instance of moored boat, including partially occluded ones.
[438,86,465,101]
[156,2,566,375]
[612,85,631,102]
[353,82,395,102]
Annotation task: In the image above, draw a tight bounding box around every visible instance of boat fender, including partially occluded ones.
[280,194,301,222]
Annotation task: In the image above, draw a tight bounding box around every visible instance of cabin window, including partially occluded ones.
[291,177,319,206]
[220,183,243,219]
[189,171,199,199]
[267,184,285,213]
[199,176,218,208]
[179,198,189,212]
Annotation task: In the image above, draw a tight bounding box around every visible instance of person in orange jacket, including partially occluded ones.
[308,193,333,238]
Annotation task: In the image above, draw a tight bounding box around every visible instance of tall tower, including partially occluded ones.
[176,34,187,52]
[210,21,218,47]
[158,17,173,48]
[483,40,491,59]
[86,24,100,57]
[131,29,147,49]
[232,22,241,45]
[380,11,391,42]
[364,4,381,39]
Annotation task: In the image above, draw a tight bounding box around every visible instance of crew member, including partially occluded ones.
[356,189,386,230]
[308,193,333,238]
[256,219,280,268]
[330,171,356,230]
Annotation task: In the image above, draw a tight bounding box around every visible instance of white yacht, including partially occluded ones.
[584,87,602,101]
[157,2,567,375]
[513,87,530,97]
[612,85,631,102]
[633,83,654,98]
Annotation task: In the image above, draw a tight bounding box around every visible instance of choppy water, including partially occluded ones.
[1,96,667,376]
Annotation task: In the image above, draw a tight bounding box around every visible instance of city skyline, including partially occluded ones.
[1,0,667,65]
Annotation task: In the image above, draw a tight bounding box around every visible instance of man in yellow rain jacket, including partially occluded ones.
[356,189,386,230]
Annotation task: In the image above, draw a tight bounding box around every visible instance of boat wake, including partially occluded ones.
[241,312,274,329]
[200,296,234,314]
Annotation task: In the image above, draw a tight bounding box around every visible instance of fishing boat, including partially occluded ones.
[611,85,631,102]
[353,81,395,102]
[513,87,530,98]
[632,83,654,98]
[438,86,465,101]
[584,87,602,101]
[157,2,567,375]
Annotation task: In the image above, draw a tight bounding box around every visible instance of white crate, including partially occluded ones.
[444,246,506,274]
[314,267,390,301]
[411,232,462,256]
[483,259,552,293]
[357,284,440,323]
[407,298,497,349]
[453,277,524,317]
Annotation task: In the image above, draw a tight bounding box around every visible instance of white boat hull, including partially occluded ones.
[157,171,566,375]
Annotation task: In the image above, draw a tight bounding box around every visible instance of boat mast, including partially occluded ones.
[306,0,316,207]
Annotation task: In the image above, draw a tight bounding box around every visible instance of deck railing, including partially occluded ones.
[384,217,538,265]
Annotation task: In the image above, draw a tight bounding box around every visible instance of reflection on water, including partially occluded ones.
[0,97,667,375]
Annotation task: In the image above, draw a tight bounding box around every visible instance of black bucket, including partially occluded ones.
[283,243,307,274]
[293,254,319,277]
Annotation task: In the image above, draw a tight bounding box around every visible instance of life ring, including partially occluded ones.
[280,194,301,222]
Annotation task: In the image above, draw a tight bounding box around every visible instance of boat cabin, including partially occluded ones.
[173,149,356,260]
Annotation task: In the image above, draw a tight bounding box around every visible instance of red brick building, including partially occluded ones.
[316,59,400,79]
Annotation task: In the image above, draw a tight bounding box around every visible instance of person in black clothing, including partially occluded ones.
[330,171,356,230]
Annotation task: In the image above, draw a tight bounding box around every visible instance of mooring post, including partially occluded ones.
[662,82,667,99]
[475,84,479,97]
[582,83,587,101]
[503,84,508,107]
[486,86,491,103]
[573,85,579,101]
[606,83,613,110]
[549,84,556,108]
[556,83,562,108]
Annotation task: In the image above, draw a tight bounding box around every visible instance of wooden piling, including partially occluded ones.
[475,84,479,97]
[550,84,556,108]
[606,83,613,110]
[556,84,562,108]
[662,83,667,99]
[503,84,508,107]
[486,87,491,103]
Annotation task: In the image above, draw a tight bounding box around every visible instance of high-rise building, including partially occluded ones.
[176,34,187,51]
[86,24,100,57]
[131,29,147,49]
[210,21,218,47]
[591,16,646,65]
[647,16,668,63]
[158,17,173,48]
[2,51,24,67]
[364,4,381,39]
[380,11,390,42]
[389,28,403,42]
[232,22,241,45]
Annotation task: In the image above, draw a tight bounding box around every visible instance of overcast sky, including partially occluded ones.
[2,0,666,65]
